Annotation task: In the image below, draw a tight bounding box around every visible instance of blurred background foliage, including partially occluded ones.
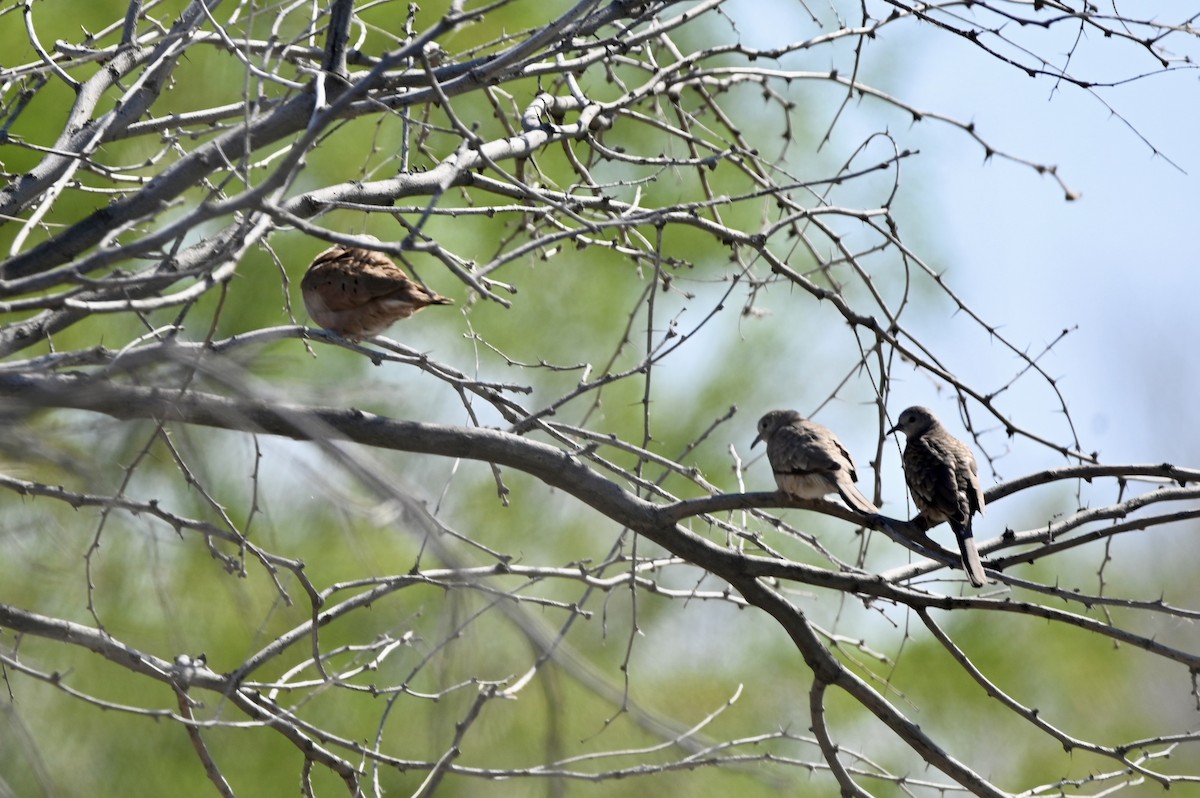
[2,0,1197,796]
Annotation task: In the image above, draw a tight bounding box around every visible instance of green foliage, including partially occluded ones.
[3,1,1197,795]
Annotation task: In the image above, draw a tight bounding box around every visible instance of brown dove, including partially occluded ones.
[301,243,452,341]
[889,405,987,587]
[752,409,878,514]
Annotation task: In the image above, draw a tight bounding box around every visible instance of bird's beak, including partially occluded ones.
[751,434,763,449]
[886,423,901,436]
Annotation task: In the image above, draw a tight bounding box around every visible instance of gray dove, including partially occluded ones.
[889,405,988,587]
[752,409,878,514]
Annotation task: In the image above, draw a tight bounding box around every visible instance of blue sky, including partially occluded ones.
[708,1,1200,576]
[895,20,1199,466]
[729,0,1198,464]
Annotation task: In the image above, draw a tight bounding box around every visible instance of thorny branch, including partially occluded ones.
[1,1,1198,796]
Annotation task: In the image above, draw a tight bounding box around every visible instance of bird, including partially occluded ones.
[752,409,879,515]
[888,405,988,587]
[301,241,452,342]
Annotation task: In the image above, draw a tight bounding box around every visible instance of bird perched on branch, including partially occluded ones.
[752,409,878,515]
[889,405,988,587]
[301,241,452,342]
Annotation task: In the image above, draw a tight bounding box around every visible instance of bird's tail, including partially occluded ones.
[953,525,988,587]
[837,482,879,515]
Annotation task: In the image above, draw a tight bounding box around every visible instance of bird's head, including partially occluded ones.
[887,405,937,438]
[752,409,802,448]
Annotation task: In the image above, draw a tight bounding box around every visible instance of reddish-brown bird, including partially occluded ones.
[301,243,452,342]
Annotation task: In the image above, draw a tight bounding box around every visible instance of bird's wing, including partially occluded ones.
[903,436,963,522]
[305,246,425,304]
[965,447,986,515]
[770,422,844,476]
[923,432,984,523]
[828,432,860,483]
